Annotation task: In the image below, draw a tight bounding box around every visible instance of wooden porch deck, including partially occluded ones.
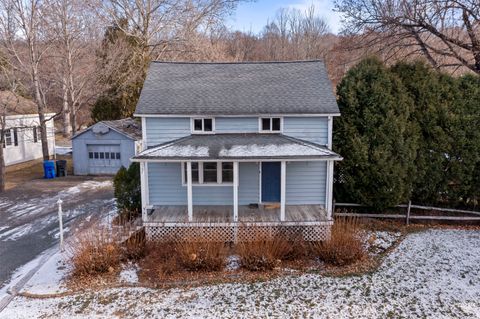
[145,205,328,225]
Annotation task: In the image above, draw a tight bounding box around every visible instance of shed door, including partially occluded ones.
[261,162,281,202]
[87,144,122,175]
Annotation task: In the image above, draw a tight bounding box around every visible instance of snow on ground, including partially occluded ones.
[0,181,113,242]
[54,146,72,155]
[364,230,402,255]
[19,251,70,295]
[1,229,479,318]
[119,263,139,284]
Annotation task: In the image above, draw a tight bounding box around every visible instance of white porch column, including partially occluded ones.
[140,161,147,221]
[325,160,334,219]
[280,161,286,221]
[187,161,193,221]
[233,161,239,222]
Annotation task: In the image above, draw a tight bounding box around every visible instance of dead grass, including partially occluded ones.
[176,240,228,272]
[313,217,366,266]
[236,230,301,271]
[67,228,122,277]
[122,228,146,261]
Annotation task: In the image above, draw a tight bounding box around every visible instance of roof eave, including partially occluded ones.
[131,156,343,162]
[133,113,341,117]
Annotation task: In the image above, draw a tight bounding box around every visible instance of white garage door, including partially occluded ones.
[87,144,122,175]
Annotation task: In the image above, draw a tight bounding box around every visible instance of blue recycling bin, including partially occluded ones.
[43,160,56,179]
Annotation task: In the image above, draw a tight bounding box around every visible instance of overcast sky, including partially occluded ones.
[226,0,343,34]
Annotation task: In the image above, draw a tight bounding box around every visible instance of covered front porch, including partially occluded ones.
[144,204,329,225]
[133,133,342,241]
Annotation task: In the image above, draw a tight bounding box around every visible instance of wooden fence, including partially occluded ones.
[334,201,480,224]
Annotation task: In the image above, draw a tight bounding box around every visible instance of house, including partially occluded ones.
[132,61,342,241]
[71,118,142,175]
[1,91,55,166]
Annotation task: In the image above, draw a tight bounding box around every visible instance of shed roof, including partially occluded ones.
[135,61,340,116]
[133,133,341,161]
[72,118,142,141]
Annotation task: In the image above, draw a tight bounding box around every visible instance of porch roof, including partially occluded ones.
[133,133,342,161]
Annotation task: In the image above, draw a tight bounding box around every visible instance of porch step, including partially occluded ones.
[263,203,280,210]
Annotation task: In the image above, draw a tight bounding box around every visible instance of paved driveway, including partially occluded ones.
[0,176,115,289]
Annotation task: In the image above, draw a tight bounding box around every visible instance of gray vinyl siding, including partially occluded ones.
[283,117,328,145]
[148,162,260,205]
[215,117,258,133]
[72,129,135,175]
[145,117,190,147]
[286,161,326,205]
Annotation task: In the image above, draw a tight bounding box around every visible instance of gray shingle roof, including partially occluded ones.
[133,133,341,160]
[72,118,142,141]
[135,61,340,116]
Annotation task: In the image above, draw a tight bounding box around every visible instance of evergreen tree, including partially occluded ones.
[452,74,480,207]
[391,61,458,204]
[334,57,418,210]
[91,20,148,122]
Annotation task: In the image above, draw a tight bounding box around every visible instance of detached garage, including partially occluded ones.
[72,118,142,175]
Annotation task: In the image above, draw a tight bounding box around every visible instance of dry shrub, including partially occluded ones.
[122,228,146,260]
[176,240,228,272]
[236,230,296,271]
[314,217,365,266]
[68,228,121,277]
[142,242,179,279]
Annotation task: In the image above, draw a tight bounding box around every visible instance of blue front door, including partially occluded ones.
[262,162,281,202]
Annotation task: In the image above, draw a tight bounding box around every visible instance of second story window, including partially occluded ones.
[260,117,281,132]
[192,118,214,133]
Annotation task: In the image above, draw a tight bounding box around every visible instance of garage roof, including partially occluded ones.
[72,118,142,141]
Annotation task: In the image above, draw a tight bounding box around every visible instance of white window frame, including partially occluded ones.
[182,161,234,186]
[191,117,215,134]
[2,128,14,148]
[259,117,283,133]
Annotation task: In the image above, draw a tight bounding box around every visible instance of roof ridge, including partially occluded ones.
[151,60,323,65]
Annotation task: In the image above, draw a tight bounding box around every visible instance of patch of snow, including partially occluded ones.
[2,230,480,318]
[119,263,139,284]
[20,251,69,295]
[55,146,72,155]
[226,255,240,271]
[0,224,34,241]
[363,230,402,255]
[146,145,210,158]
[0,249,53,300]
[219,143,334,157]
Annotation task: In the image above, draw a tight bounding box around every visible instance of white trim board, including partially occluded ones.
[132,157,343,163]
[134,113,341,118]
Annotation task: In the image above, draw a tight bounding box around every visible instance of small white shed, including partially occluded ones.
[72,118,142,175]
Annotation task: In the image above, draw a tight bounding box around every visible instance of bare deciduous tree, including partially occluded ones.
[46,0,101,136]
[0,0,53,159]
[335,0,480,74]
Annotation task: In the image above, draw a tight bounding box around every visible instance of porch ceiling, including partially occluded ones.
[133,133,342,161]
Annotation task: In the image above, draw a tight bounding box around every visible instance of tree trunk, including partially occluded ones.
[62,79,71,137]
[33,69,50,160]
[0,130,5,192]
[71,103,77,135]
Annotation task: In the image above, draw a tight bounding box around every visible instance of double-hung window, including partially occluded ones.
[183,162,233,185]
[2,129,14,148]
[260,117,281,132]
[192,118,214,133]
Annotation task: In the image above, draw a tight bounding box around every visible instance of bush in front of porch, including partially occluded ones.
[113,162,141,223]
